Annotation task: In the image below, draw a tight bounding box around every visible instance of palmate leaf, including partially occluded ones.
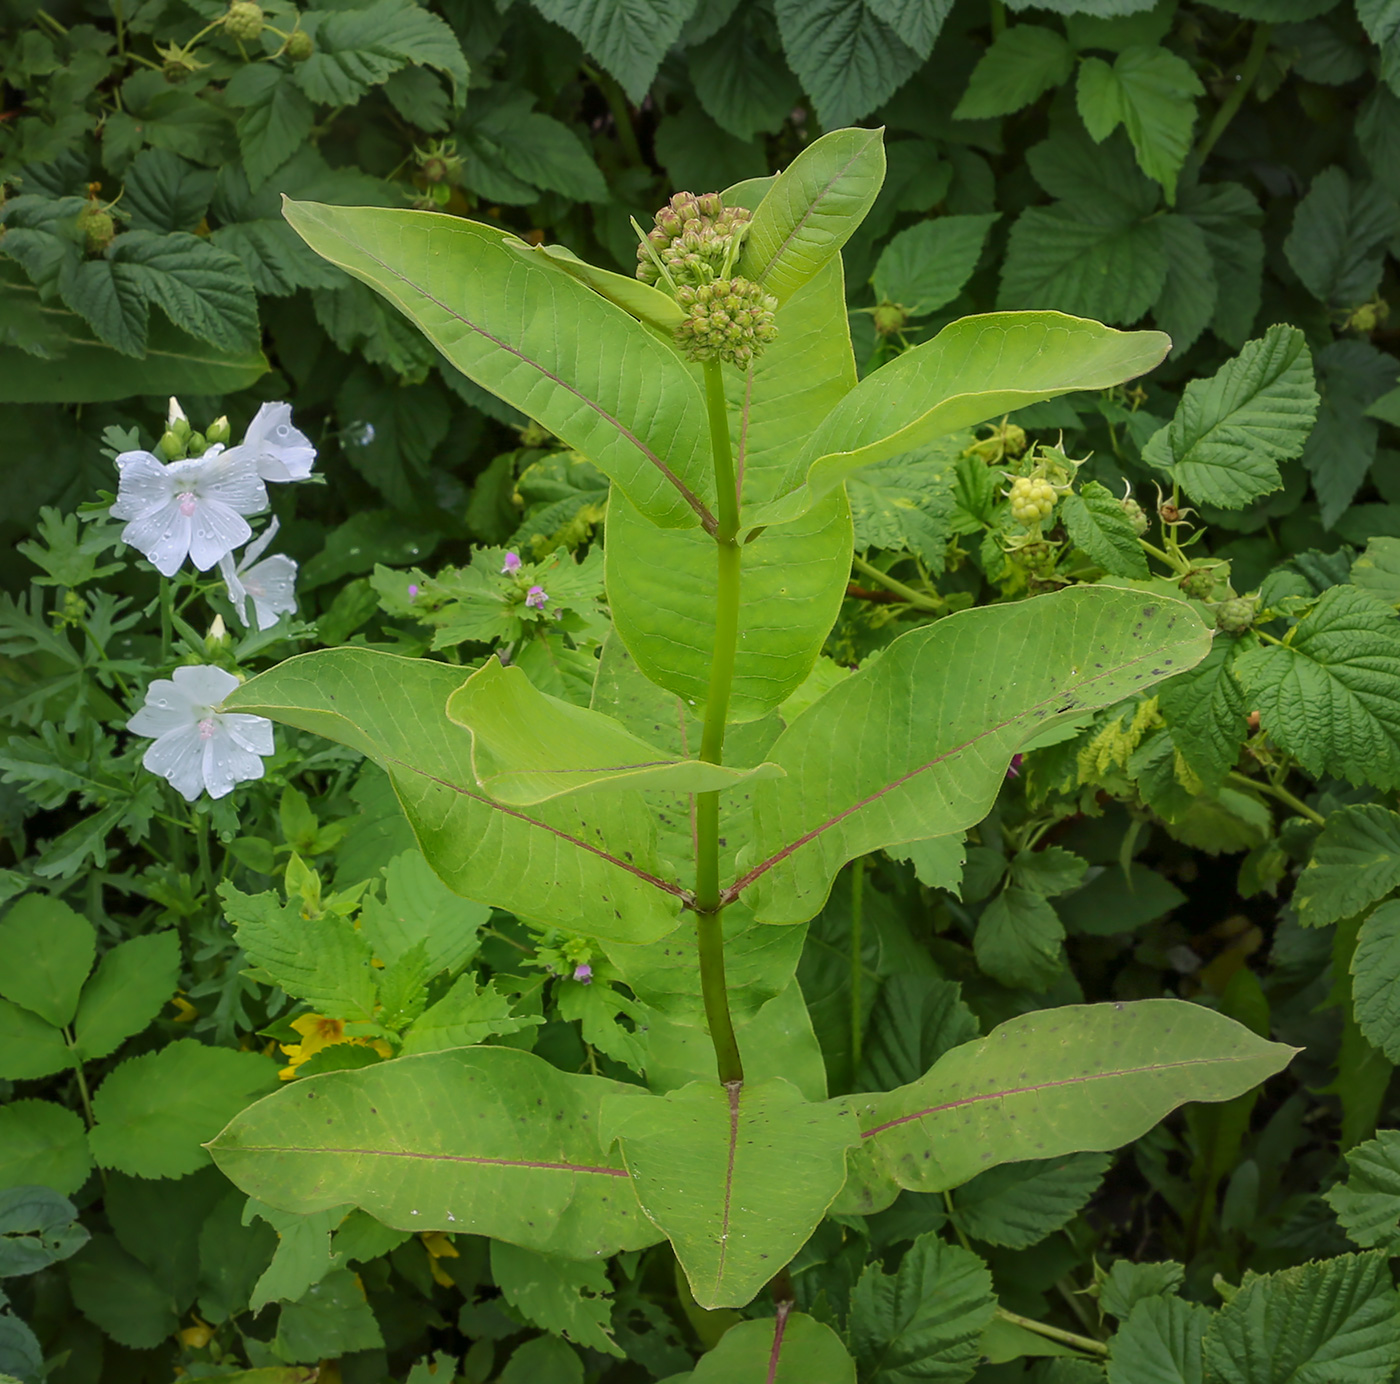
[281,200,715,530]
[602,1077,858,1308]
[445,658,783,804]
[748,312,1169,528]
[223,649,686,944]
[209,1047,663,1260]
[737,586,1209,925]
[1325,1129,1400,1253]
[1293,804,1400,927]
[528,0,693,102]
[953,24,1076,120]
[689,1310,856,1382]
[844,1000,1294,1196]
[1106,1297,1209,1384]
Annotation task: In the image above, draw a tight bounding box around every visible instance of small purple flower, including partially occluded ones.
[501,551,522,574]
[572,963,593,984]
[525,585,548,609]
[407,583,419,600]
[1005,754,1023,780]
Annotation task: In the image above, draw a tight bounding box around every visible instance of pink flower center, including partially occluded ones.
[178,492,198,517]
[198,717,217,741]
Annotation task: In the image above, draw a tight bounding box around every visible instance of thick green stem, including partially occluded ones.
[1195,24,1273,163]
[994,1307,1107,1357]
[1227,770,1326,827]
[851,553,945,612]
[694,361,745,1087]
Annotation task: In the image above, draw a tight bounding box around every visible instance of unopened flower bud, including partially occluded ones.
[185,431,207,456]
[224,0,264,39]
[160,429,187,460]
[205,614,230,654]
[873,301,907,337]
[674,275,778,365]
[206,415,231,445]
[572,963,593,984]
[501,552,522,575]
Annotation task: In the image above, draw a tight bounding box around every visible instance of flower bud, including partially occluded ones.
[205,614,231,654]
[636,191,753,289]
[224,0,264,39]
[160,429,187,460]
[206,415,231,445]
[185,431,208,456]
[674,275,778,365]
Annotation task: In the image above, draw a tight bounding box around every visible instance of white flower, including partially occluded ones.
[128,665,273,802]
[242,402,316,482]
[167,397,189,429]
[220,518,298,631]
[110,446,267,577]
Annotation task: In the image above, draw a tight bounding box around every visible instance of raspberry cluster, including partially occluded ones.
[1214,595,1259,634]
[224,1,264,39]
[636,192,752,288]
[673,278,779,366]
[1008,476,1058,526]
[1120,496,1149,535]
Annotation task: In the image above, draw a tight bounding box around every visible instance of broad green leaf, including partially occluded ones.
[226,66,315,190]
[0,1185,87,1277]
[221,884,378,1021]
[0,894,93,1028]
[1353,901,1400,1060]
[1357,0,1400,96]
[953,25,1076,119]
[741,587,1209,924]
[273,1266,384,1362]
[1202,1251,1400,1384]
[739,126,886,304]
[1156,640,1249,791]
[1076,46,1203,202]
[1106,1296,1208,1384]
[1325,1129,1400,1252]
[1235,584,1400,790]
[224,649,685,944]
[689,1311,856,1381]
[1177,178,1264,349]
[1303,340,1398,528]
[866,0,954,55]
[1061,483,1151,578]
[1283,166,1400,308]
[950,1153,1110,1248]
[0,1099,92,1195]
[845,999,1295,1194]
[512,241,683,329]
[1151,214,1218,358]
[848,441,960,571]
[528,0,693,101]
[104,1169,224,1307]
[89,1041,278,1179]
[400,975,539,1055]
[872,215,999,314]
[1141,325,1318,509]
[71,931,180,1062]
[751,313,1168,527]
[0,998,70,1080]
[359,849,486,975]
[67,1233,179,1349]
[848,1232,997,1384]
[601,1077,859,1308]
[1058,863,1186,936]
[446,658,782,803]
[1100,1260,1184,1320]
[282,200,714,530]
[209,1047,662,1260]
[245,1202,346,1311]
[689,12,803,142]
[498,1336,583,1384]
[858,975,979,1093]
[607,487,852,724]
[974,887,1064,991]
[1294,804,1400,926]
[296,0,467,104]
[491,1241,621,1356]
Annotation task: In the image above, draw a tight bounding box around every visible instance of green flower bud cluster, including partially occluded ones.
[78,204,115,255]
[1214,595,1259,634]
[284,27,313,59]
[873,301,908,337]
[636,191,751,288]
[1008,476,1057,527]
[1120,495,1149,535]
[224,0,264,39]
[1178,566,1227,601]
[674,277,778,366]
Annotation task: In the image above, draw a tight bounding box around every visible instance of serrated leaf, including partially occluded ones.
[491,1241,621,1356]
[1235,584,1400,790]
[234,70,316,190]
[858,975,979,1092]
[1100,1260,1184,1320]
[1177,178,1264,348]
[221,883,378,1021]
[953,1153,1110,1249]
[847,444,959,571]
[1357,0,1400,97]
[297,0,467,105]
[0,1185,87,1277]
[601,1078,859,1308]
[1303,339,1398,529]
[0,1100,92,1194]
[209,1046,661,1260]
[1075,46,1203,201]
[1061,482,1151,577]
[1283,166,1400,308]
[691,1311,857,1382]
[72,931,180,1061]
[1294,804,1400,926]
[67,1233,179,1348]
[1156,639,1249,791]
[0,894,93,1028]
[122,149,214,233]
[1325,1129,1400,1252]
[1106,1296,1208,1384]
[953,25,1076,119]
[528,0,694,101]
[1141,324,1318,509]
[1153,213,1217,357]
[848,1233,997,1384]
[773,0,922,128]
[872,214,999,314]
[975,887,1064,990]
[359,849,487,976]
[1202,1251,1400,1384]
[0,997,69,1081]
[845,999,1295,1195]
[690,12,802,141]
[1353,901,1400,1062]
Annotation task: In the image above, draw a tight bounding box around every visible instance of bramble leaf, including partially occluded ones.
[1294,804,1400,926]
[1326,1129,1400,1252]
[954,25,1076,119]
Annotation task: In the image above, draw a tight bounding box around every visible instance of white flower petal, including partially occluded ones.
[241,515,281,567]
[244,402,317,482]
[201,726,267,798]
[197,446,270,516]
[222,713,275,756]
[187,501,253,573]
[240,554,298,630]
[110,453,175,521]
[143,727,208,801]
[171,665,242,704]
[121,503,193,577]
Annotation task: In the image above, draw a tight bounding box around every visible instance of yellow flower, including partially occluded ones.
[422,1230,459,1287]
[178,1314,215,1347]
[278,1013,391,1080]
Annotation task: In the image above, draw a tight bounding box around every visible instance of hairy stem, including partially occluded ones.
[695,360,744,1086]
[1227,770,1326,827]
[1195,24,1273,163]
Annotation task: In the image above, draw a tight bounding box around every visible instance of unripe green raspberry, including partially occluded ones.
[285,27,313,59]
[674,276,778,365]
[1178,568,1217,601]
[1215,595,1259,633]
[637,191,752,288]
[1120,496,1148,535]
[224,0,264,40]
[873,301,908,336]
[1008,476,1057,526]
[78,205,115,255]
